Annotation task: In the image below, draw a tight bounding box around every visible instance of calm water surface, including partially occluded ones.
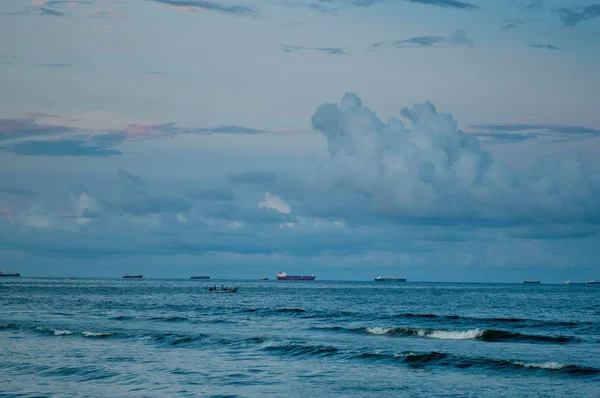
[1,279,599,397]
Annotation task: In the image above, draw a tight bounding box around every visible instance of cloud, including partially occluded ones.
[1,140,122,157]
[372,30,473,50]
[530,44,560,50]
[403,0,479,10]
[117,169,147,189]
[286,0,478,13]
[556,4,600,27]
[40,7,68,17]
[0,186,37,197]
[147,0,258,17]
[470,124,600,143]
[197,125,265,134]
[258,192,291,214]
[0,115,286,156]
[500,23,517,31]
[523,0,543,10]
[281,44,349,56]
[185,187,235,201]
[472,132,540,144]
[306,93,600,225]
[280,0,383,14]
[119,196,191,215]
[0,118,76,141]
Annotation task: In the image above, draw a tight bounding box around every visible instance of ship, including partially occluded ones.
[374,275,406,282]
[587,280,599,285]
[191,274,210,280]
[259,276,269,280]
[523,280,541,284]
[0,271,20,277]
[123,274,143,279]
[276,271,315,281]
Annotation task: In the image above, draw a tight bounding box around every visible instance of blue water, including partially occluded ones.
[1,279,599,397]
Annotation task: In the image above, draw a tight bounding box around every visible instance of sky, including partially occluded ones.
[0,0,599,282]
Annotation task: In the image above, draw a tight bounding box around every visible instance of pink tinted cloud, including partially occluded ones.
[169,5,206,12]
[122,123,174,137]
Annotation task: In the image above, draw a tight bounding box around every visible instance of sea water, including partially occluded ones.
[1,279,599,397]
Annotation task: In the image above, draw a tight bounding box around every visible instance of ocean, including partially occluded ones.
[1,278,599,397]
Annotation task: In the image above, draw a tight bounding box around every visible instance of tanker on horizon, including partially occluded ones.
[374,275,406,282]
[0,270,20,277]
[276,271,315,281]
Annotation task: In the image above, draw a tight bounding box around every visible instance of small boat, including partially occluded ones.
[374,275,406,282]
[123,274,143,279]
[587,280,599,285]
[67,277,76,280]
[259,276,268,280]
[209,285,238,293]
[0,271,20,277]
[523,280,541,284]
[191,273,210,280]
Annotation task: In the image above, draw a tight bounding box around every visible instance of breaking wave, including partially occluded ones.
[384,313,582,327]
[82,332,113,338]
[53,330,75,336]
[345,326,574,343]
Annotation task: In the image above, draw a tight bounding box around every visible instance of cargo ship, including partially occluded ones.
[374,275,406,282]
[523,280,541,284]
[276,271,315,281]
[0,271,20,277]
[123,274,143,279]
[191,274,210,280]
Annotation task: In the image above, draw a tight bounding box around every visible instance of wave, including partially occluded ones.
[82,331,113,338]
[365,327,484,340]
[0,323,19,331]
[348,350,599,376]
[41,365,119,381]
[53,330,75,336]
[321,326,576,343]
[110,315,135,321]
[150,333,209,346]
[149,316,189,322]
[275,308,306,313]
[262,343,339,357]
[384,313,582,327]
[244,308,306,315]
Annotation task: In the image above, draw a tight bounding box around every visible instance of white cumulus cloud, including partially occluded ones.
[258,192,291,214]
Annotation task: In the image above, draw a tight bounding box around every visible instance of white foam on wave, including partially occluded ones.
[365,327,483,340]
[427,329,484,340]
[53,330,75,336]
[366,327,394,335]
[82,332,112,337]
[513,361,566,370]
